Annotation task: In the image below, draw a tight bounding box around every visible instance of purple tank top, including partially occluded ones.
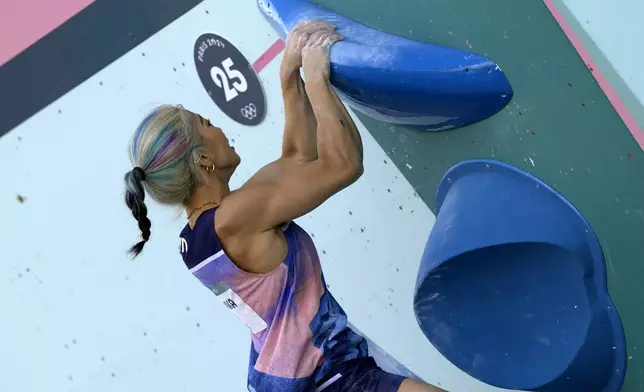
[179,208,367,391]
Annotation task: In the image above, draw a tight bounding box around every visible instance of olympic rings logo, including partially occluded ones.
[240,103,257,120]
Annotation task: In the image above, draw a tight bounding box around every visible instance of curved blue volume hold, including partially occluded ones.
[258,0,513,131]
[414,159,627,392]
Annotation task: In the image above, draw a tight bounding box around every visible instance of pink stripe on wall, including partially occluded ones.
[543,0,644,151]
[253,38,285,73]
[0,0,94,67]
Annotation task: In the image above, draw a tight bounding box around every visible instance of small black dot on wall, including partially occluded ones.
[142,52,146,57]
[196,322,201,328]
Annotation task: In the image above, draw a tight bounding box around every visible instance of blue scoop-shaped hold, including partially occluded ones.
[414,160,627,392]
[258,0,513,131]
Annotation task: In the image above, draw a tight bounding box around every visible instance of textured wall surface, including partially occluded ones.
[313,0,642,390]
[0,0,501,391]
[2,0,642,390]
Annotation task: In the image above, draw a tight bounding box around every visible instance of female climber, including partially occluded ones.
[124,20,444,392]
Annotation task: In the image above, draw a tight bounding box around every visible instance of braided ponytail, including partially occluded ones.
[125,104,205,257]
[124,167,151,257]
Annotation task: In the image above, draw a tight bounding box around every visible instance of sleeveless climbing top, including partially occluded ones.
[179,208,368,391]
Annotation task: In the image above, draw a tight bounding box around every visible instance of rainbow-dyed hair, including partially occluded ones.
[124,104,208,256]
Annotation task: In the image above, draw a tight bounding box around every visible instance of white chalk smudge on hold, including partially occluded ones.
[604,245,617,278]
[529,157,535,167]
[537,336,551,346]
[431,124,456,131]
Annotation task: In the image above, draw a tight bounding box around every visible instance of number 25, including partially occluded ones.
[211,58,248,102]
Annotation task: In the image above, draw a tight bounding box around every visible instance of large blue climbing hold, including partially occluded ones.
[414,160,627,392]
[258,0,513,131]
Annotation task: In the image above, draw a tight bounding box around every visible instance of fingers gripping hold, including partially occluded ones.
[281,20,341,80]
[305,30,342,50]
[298,22,344,83]
[282,20,335,78]
[292,20,335,36]
[288,20,339,51]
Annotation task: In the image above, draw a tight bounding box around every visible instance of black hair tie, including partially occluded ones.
[133,167,146,181]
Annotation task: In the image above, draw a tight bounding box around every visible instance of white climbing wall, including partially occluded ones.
[0,1,512,391]
[558,0,644,107]
[548,0,644,147]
